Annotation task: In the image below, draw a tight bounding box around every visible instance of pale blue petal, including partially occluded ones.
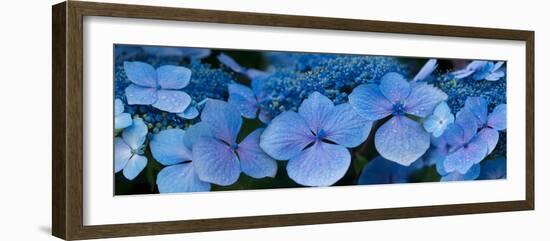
[200,99,242,144]
[375,116,430,166]
[379,72,411,103]
[237,128,277,178]
[455,109,479,143]
[444,137,488,174]
[228,84,258,119]
[123,61,157,87]
[122,154,147,180]
[179,48,211,59]
[478,127,499,155]
[452,69,474,79]
[181,122,214,151]
[441,164,480,181]
[228,83,255,99]
[488,104,506,130]
[434,149,449,176]
[156,65,192,89]
[485,71,505,81]
[114,137,131,173]
[258,110,272,124]
[423,102,453,138]
[149,129,191,166]
[433,101,452,117]
[114,99,124,115]
[348,84,393,120]
[493,61,504,71]
[358,156,409,185]
[479,157,506,180]
[465,97,488,128]
[260,111,314,160]
[152,90,191,113]
[115,113,132,130]
[192,138,240,186]
[122,118,148,149]
[156,163,211,193]
[323,103,372,148]
[287,141,350,187]
[423,116,439,133]
[404,82,447,118]
[412,59,438,82]
[125,84,158,105]
[298,91,334,133]
[443,123,466,147]
[217,53,246,73]
[177,105,199,119]
[472,62,493,80]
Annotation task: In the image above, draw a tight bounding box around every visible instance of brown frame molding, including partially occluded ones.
[52,1,535,240]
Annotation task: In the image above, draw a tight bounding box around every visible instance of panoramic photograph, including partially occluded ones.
[113,44,507,195]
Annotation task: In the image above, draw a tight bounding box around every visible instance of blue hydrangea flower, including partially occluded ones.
[142,46,211,59]
[124,61,192,113]
[423,102,454,137]
[114,118,148,180]
[349,72,447,166]
[412,59,438,82]
[358,156,412,185]
[442,108,488,174]
[191,100,277,186]
[464,97,506,155]
[452,61,505,81]
[438,161,480,182]
[260,92,373,186]
[114,98,132,130]
[479,157,506,180]
[149,123,213,193]
[217,53,269,81]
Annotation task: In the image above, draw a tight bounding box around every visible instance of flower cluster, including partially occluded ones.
[113,45,508,194]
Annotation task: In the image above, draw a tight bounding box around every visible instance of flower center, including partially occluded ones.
[392,103,405,116]
[316,129,327,140]
[230,143,239,150]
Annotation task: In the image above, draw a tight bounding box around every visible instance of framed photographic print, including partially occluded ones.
[52,1,534,240]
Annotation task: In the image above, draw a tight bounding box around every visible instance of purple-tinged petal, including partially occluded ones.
[122,118,148,150]
[413,59,438,82]
[123,61,157,87]
[115,113,132,130]
[479,157,506,180]
[488,104,506,130]
[379,72,411,104]
[478,127,499,155]
[287,141,351,187]
[122,154,147,180]
[114,99,124,115]
[323,103,372,148]
[348,84,393,120]
[200,99,242,144]
[152,90,191,113]
[444,137,488,174]
[149,129,191,166]
[443,124,466,148]
[177,105,199,119]
[260,111,314,160]
[455,109,479,143]
[404,82,447,118]
[217,53,246,73]
[237,128,277,178]
[433,148,450,175]
[192,138,240,186]
[375,116,430,166]
[156,65,192,89]
[258,109,272,124]
[228,83,258,119]
[181,122,214,150]
[125,84,158,105]
[157,163,211,193]
[114,137,131,173]
[298,91,334,133]
[358,156,410,185]
[465,97,488,128]
[441,164,480,181]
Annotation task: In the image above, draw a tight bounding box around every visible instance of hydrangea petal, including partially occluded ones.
[485,71,505,81]
[287,141,350,187]
[156,65,192,89]
[177,105,199,119]
[125,84,158,105]
[122,118,148,149]
[358,156,410,185]
[114,99,124,115]
[298,91,334,133]
[488,104,506,130]
[114,137,131,173]
[455,109,479,143]
[260,111,314,160]
[413,59,438,82]
[323,103,372,148]
[493,61,505,71]
[123,61,157,87]
[115,113,132,130]
[444,137,488,174]
[472,62,493,80]
[149,129,191,166]
[452,69,475,79]
[465,97,488,128]
[237,128,277,178]
[228,83,256,100]
[217,53,246,73]
[478,127,499,155]
[404,82,447,118]
[441,164,480,182]
[348,84,393,120]
[192,138,240,186]
[200,99,242,144]
[375,116,430,166]
[443,123,466,147]
[156,163,211,193]
[251,73,268,95]
[181,122,214,151]
[479,157,506,180]
[122,154,147,180]
[258,109,273,124]
[379,72,411,104]
[152,90,191,113]
[228,89,258,119]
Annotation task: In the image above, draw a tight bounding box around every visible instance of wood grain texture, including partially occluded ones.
[51,1,535,240]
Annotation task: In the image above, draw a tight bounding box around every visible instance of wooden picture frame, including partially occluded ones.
[52,1,534,240]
